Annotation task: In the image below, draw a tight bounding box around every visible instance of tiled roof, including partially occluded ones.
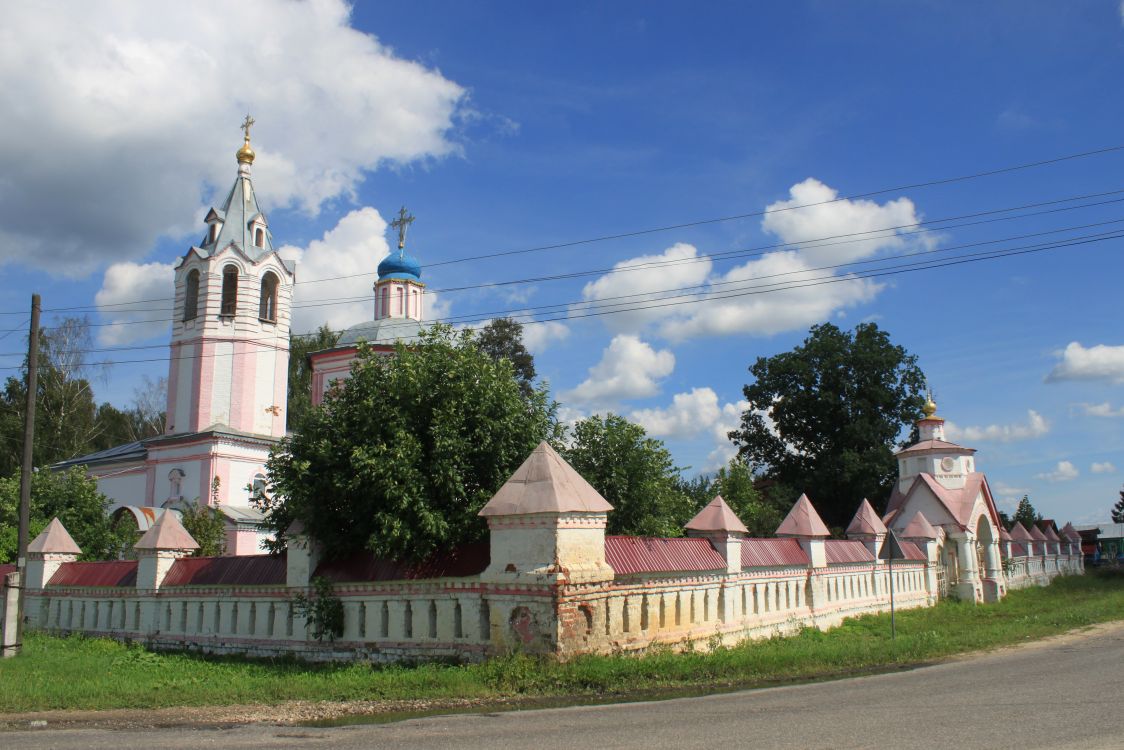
[48,560,138,587]
[314,543,489,583]
[685,495,748,534]
[741,538,810,567]
[605,536,725,575]
[776,494,830,537]
[845,499,887,536]
[28,518,82,555]
[824,539,875,564]
[163,554,286,587]
[479,442,613,517]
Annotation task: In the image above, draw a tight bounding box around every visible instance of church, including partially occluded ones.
[57,121,427,554]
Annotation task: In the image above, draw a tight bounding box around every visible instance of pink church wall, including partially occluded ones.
[195,340,213,430]
[165,341,180,434]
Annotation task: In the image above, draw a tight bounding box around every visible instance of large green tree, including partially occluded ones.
[1013,495,1042,529]
[559,414,693,537]
[476,318,536,397]
[709,458,785,537]
[0,466,130,562]
[260,324,560,561]
[286,325,342,430]
[728,322,926,528]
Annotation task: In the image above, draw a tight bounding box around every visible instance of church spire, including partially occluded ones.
[200,116,272,260]
[236,114,256,167]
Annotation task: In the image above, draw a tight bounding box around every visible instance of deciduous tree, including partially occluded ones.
[260,325,560,561]
[286,325,341,430]
[728,322,926,528]
[476,318,536,398]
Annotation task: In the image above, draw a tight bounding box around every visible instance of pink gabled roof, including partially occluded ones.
[1060,522,1081,541]
[1008,522,1032,541]
[886,472,1000,530]
[895,438,976,457]
[685,495,748,534]
[741,538,810,567]
[776,494,830,537]
[134,509,200,551]
[1040,524,1060,542]
[479,442,613,517]
[605,536,725,575]
[1028,525,1047,541]
[845,499,887,536]
[998,525,1011,541]
[28,518,82,555]
[901,511,938,539]
[824,539,875,564]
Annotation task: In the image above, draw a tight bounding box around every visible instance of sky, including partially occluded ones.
[0,0,1122,525]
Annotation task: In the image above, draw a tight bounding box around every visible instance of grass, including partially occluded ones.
[2,569,1122,714]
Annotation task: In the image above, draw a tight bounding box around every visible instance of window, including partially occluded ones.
[209,223,220,243]
[411,288,419,319]
[183,269,200,321]
[254,226,264,247]
[380,286,389,317]
[220,265,238,316]
[259,272,279,322]
[396,286,404,316]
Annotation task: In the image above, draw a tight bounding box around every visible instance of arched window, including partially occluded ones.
[258,271,279,322]
[396,286,404,316]
[411,288,419,319]
[380,286,389,317]
[254,226,264,247]
[220,265,238,316]
[209,223,220,244]
[183,269,200,321]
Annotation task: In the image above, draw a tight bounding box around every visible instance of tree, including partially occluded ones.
[559,414,693,537]
[728,322,926,528]
[179,503,227,557]
[1013,495,1042,529]
[260,324,560,561]
[286,325,341,430]
[1111,485,1124,524]
[709,458,785,537]
[0,466,130,562]
[476,318,536,397]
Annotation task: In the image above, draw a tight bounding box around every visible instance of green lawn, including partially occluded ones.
[2,569,1122,714]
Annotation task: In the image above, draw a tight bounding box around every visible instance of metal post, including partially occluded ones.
[888,557,896,640]
[14,293,41,656]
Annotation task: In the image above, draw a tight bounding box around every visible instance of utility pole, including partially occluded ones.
[13,293,41,656]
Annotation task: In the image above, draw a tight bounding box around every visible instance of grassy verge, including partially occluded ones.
[2,569,1122,714]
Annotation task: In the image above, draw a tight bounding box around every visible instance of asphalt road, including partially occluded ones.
[7,622,1123,750]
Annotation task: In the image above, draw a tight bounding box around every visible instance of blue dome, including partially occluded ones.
[377,250,422,281]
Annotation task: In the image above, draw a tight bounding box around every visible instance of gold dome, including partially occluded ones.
[236,138,255,165]
[921,393,937,418]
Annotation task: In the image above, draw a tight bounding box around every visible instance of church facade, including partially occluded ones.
[58,122,296,554]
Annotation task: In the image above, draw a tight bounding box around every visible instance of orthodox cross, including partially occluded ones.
[240,114,256,140]
[390,206,415,250]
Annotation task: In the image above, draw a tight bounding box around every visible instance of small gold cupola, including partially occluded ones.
[236,114,256,165]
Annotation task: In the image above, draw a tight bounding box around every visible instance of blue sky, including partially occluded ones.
[1,1,1122,524]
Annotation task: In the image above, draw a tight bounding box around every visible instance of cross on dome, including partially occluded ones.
[390,206,416,250]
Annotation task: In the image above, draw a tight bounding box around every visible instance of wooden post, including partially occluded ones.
[14,293,41,656]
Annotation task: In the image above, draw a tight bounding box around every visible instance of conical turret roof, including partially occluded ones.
[845,499,887,536]
[686,495,748,534]
[479,442,613,517]
[901,511,937,539]
[1028,525,1047,541]
[1041,524,1060,542]
[135,509,200,551]
[775,494,830,537]
[28,517,82,555]
[1008,522,1032,541]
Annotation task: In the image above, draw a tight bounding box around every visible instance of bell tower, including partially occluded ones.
[164,117,295,439]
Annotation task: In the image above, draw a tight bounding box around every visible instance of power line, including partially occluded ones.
[29,187,1124,323]
[0,229,1115,371]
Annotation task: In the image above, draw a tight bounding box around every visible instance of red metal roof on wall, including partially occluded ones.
[897,540,927,561]
[606,536,726,575]
[824,539,876,564]
[314,543,489,583]
[740,538,810,568]
[162,554,287,587]
[48,560,138,587]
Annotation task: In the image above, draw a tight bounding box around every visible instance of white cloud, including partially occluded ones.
[631,387,722,440]
[562,335,674,408]
[761,178,932,266]
[578,243,711,333]
[278,207,391,335]
[1047,342,1124,385]
[1035,460,1079,482]
[1077,402,1124,418]
[576,179,926,342]
[0,0,466,276]
[1092,462,1117,474]
[990,481,1029,511]
[944,410,1050,443]
[94,261,176,345]
[521,321,570,354]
